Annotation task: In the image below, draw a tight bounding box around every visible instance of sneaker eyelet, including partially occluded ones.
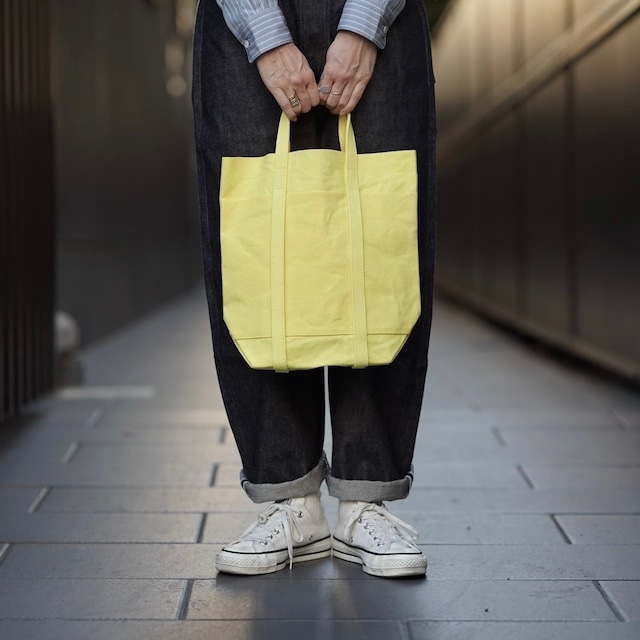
[358,518,363,523]
[363,523,370,529]
[298,511,304,518]
[350,536,354,543]
[309,535,314,541]
[261,540,269,546]
[377,542,385,547]
[272,528,279,535]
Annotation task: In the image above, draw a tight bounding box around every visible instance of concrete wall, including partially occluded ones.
[51,0,200,346]
[433,0,640,380]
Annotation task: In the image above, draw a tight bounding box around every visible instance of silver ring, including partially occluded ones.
[319,85,331,95]
[289,95,301,107]
[330,90,342,96]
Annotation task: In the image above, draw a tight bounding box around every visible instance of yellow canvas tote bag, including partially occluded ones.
[220,112,420,372]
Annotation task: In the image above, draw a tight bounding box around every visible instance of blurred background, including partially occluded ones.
[1,0,639,422]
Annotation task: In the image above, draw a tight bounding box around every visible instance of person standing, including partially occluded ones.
[192,0,437,578]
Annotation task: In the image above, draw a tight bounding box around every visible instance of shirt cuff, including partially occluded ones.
[237,6,293,63]
[337,0,405,49]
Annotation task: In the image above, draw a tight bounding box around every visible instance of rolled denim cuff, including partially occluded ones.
[240,454,329,503]
[326,466,414,502]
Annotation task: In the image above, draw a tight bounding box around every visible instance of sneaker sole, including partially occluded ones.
[216,537,332,575]
[332,538,427,578]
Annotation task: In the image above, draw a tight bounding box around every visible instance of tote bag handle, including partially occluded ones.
[271,112,369,372]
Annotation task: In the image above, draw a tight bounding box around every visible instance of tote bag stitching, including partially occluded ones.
[343,115,369,369]
[270,114,289,372]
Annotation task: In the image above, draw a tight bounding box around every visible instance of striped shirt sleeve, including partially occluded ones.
[216,0,406,63]
[215,0,293,63]
[338,0,406,49]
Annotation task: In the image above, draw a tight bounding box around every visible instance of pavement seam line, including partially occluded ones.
[516,464,536,489]
[613,410,632,430]
[491,426,507,446]
[176,578,195,620]
[0,543,10,566]
[196,514,207,543]
[593,580,628,621]
[28,487,50,513]
[398,620,412,640]
[60,442,80,464]
[219,427,227,444]
[209,463,219,487]
[549,514,574,544]
[87,408,104,428]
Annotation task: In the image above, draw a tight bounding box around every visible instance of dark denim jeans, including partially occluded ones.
[192,0,437,503]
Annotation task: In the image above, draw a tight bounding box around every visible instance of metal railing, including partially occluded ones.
[1,0,55,422]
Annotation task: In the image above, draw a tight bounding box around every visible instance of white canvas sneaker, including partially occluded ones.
[332,501,428,578]
[215,492,332,575]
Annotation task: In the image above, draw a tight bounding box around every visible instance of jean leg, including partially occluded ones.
[326,0,437,502]
[193,0,329,499]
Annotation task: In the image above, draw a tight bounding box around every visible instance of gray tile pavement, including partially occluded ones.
[0,543,221,580]
[556,515,640,544]
[0,578,184,620]
[34,485,640,514]
[0,489,43,514]
[408,622,640,640]
[96,408,229,427]
[6,540,640,582]
[202,512,564,544]
[187,578,616,621]
[522,465,640,489]
[9,540,639,581]
[1,289,639,638]
[0,458,216,487]
[0,620,407,640]
[68,441,241,464]
[616,410,640,429]
[37,486,258,513]
[601,582,640,621]
[0,424,226,445]
[419,408,627,428]
[421,544,640,580]
[398,487,640,513]
[0,513,203,543]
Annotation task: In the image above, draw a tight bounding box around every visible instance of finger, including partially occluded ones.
[328,83,353,115]
[324,84,346,112]
[308,82,320,107]
[338,84,365,115]
[286,89,305,115]
[285,65,318,113]
[317,75,333,106]
[288,99,303,120]
[293,86,313,114]
[317,85,331,106]
[275,89,299,121]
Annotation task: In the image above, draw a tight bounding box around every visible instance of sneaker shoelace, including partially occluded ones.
[342,502,419,551]
[230,500,306,569]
